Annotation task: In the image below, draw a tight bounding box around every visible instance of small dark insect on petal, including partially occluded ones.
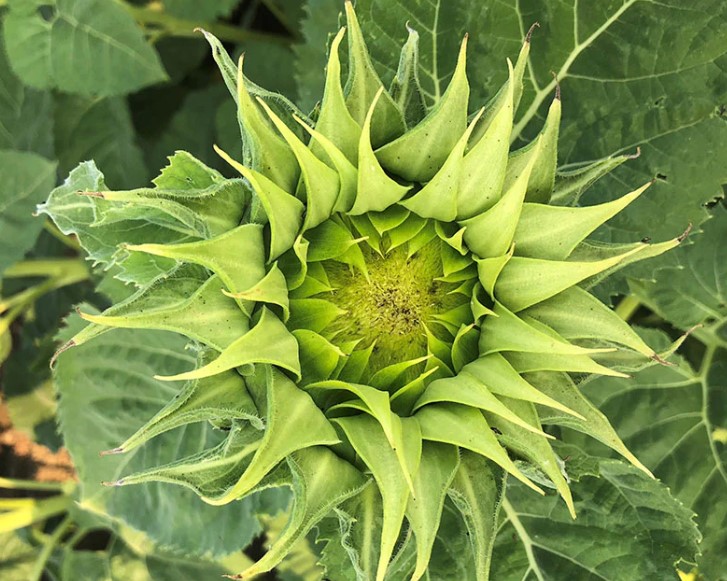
[491,427,503,435]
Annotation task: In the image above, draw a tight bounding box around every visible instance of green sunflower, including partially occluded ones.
[41,3,686,580]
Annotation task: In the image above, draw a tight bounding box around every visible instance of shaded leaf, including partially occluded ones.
[0,149,56,273]
[4,0,167,96]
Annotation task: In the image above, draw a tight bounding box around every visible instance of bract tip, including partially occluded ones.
[50,340,75,368]
[550,71,561,100]
[677,223,693,243]
[626,146,641,160]
[100,447,125,456]
[526,22,540,43]
[102,479,125,487]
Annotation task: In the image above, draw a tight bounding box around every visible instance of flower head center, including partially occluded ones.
[325,233,466,374]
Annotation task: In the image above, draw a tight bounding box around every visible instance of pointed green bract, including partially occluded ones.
[457,63,514,218]
[215,146,304,261]
[448,452,504,581]
[414,374,550,437]
[462,143,538,259]
[462,354,583,418]
[343,1,404,146]
[377,38,470,182]
[235,446,368,579]
[479,301,613,357]
[523,286,656,357]
[126,223,267,299]
[504,96,561,204]
[154,307,300,382]
[486,396,575,517]
[493,246,644,312]
[205,367,340,505]
[528,371,651,475]
[416,403,542,493]
[551,151,635,205]
[350,90,411,215]
[406,443,460,581]
[114,367,261,455]
[336,414,412,581]
[80,275,248,351]
[313,27,361,163]
[224,262,290,321]
[257,97,340,230]
[514,183,650,260]
[401,108,483,221]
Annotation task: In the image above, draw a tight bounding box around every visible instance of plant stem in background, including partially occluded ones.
[615,294,641,322]
[123,3,292,46]
[29,515,74,581]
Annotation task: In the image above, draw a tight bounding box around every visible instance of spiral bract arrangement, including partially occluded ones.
[43,4,683,580]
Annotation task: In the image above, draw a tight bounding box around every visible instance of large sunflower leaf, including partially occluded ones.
[53,313,273,557]
[3,0,167,96]
[493,453,700,580]
[53,94,148,190]
[0,149,56,274]
[576,342,727,579]
[631,206,727,348]
[0,27,53,157]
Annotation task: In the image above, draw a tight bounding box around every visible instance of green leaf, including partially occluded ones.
[0,149,56,274]
[353,0,488,109]
[447,451,505,581]
[293,0,341,113]
[352,0,727,292]
[54,94,148,189]
[142,86,229,177]
[632,207,727,347]
[163,0,239,20]
[4,0,168,96]
[53,318,266,557]
[493,455,701,581]
[237,446,368,579]
[60,533,235,580]
[405,442,459,581]
[37,161,222,285]
[0,28,53,156]
[0,533,37,581]
[576,343,726,578]
[335,414,411,581]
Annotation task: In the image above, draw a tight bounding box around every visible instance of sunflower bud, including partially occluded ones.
[41,4,684,580]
